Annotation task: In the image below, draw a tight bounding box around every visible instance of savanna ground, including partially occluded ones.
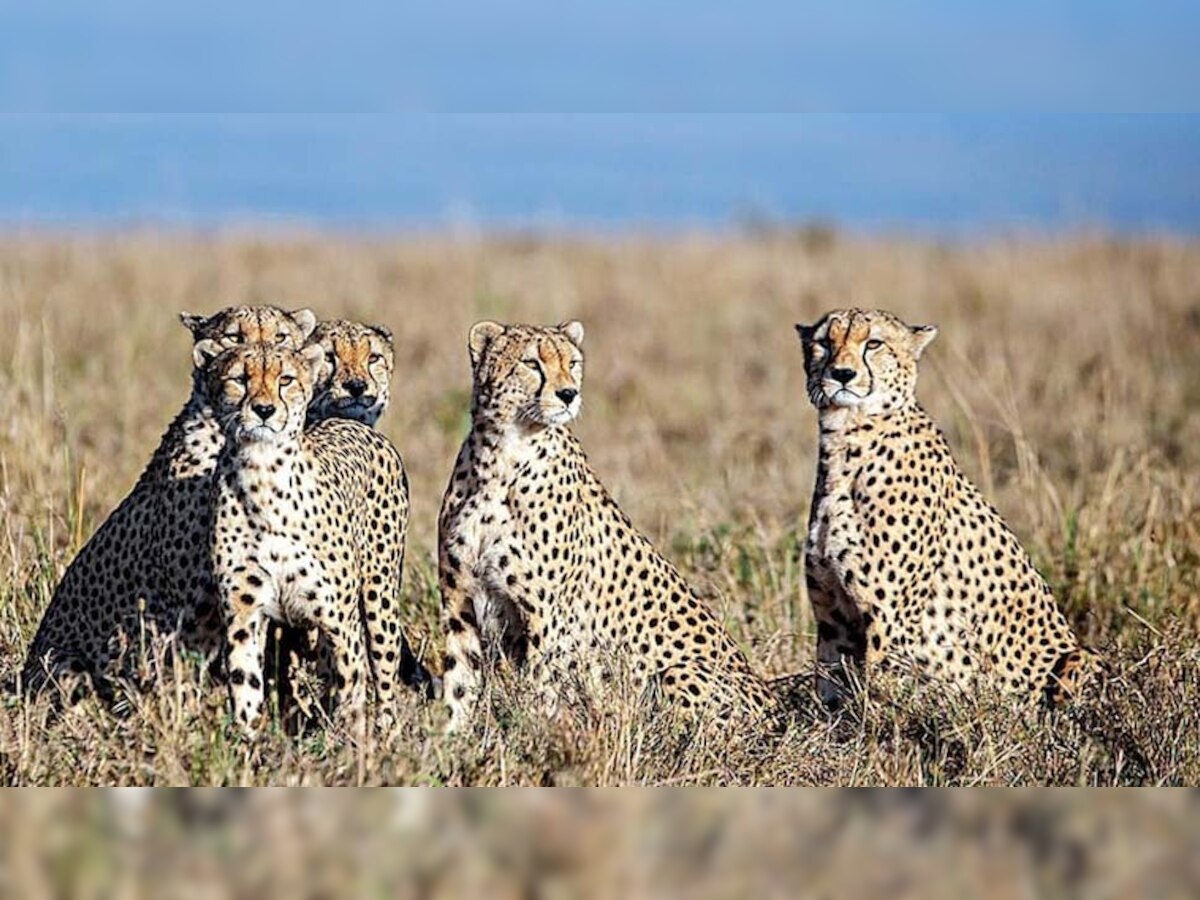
[0,231,1198,786]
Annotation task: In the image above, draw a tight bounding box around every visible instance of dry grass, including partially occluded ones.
[1,230,1198,785]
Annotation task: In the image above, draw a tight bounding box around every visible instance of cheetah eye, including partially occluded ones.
[274,332,287,344]
[224,331,244,344]
[368,353,383,364]
[523,358,542,372]
[279,375,296,386]
[865,339,884,351]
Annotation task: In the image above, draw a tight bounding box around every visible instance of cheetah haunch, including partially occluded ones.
[438,320,779,731]
[796,308,1094,708]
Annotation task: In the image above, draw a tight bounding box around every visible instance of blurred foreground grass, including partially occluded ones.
[2,791,1198,897]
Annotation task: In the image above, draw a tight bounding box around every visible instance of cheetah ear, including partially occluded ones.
[469,320,505,367]
[192,339,223,370]
[180,312,210,338]
[300,343,327,384]
[290,308,319,341]
[909,324,939,358]
[559,320,585,347]
[370,323,394,347]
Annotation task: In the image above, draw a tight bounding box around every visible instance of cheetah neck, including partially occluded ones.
[817,405,918,458]
[221,436,301,524]
[465,419,561,478]
[177,394,220,435]
[817,406,876,446]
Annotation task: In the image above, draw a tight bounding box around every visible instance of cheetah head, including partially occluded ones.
[795,308,937,415]
[180,305,318,352]
[307,319,394,426]
[467,320,585,429]
[201,343,325,445]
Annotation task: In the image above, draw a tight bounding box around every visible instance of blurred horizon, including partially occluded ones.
[2,115,1199,236]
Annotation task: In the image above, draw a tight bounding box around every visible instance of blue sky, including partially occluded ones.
[2,1,1198,111]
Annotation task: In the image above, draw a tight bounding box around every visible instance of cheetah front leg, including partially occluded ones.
[220,569,273,737]
[438,547,488,733]
[807,570,865,712]
[359,544,435,711]
[817,509,915,697]
[304,587,370,730]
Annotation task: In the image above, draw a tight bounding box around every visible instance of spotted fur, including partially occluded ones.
[438,320,779,731]
[796,308,1095,708]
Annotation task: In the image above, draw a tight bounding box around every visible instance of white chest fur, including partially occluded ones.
[219,440,324,622]
[452,427,542,570]
[447,426,554,640]
[806,412,870,578]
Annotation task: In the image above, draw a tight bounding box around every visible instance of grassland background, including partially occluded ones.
[0,231,1198,786]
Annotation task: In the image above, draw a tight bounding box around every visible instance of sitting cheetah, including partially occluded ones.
[21,305,316,696]
[307,319,394,426]
[206,342,416,734]
[795,308,1094,708]
[280,317,434,704]
[438,320,779,731]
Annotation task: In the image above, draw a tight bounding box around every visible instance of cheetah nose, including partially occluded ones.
[830,368,856,385]
[251,403,276,422]
[556,387,579,405]
[345,379,367,398]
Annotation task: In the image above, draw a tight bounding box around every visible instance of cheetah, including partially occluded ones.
[795,308,1094,709]
[438,320,779,731]
[21,305,317,697]
[307,319,395,427]
[206,341,417,734]
[281,316,434,705]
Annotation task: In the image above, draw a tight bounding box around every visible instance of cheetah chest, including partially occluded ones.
[221,454,337,627]
[245,528,333,625]
[452,481,518,589]
[805,463,858,589]
[446,469,535,649]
